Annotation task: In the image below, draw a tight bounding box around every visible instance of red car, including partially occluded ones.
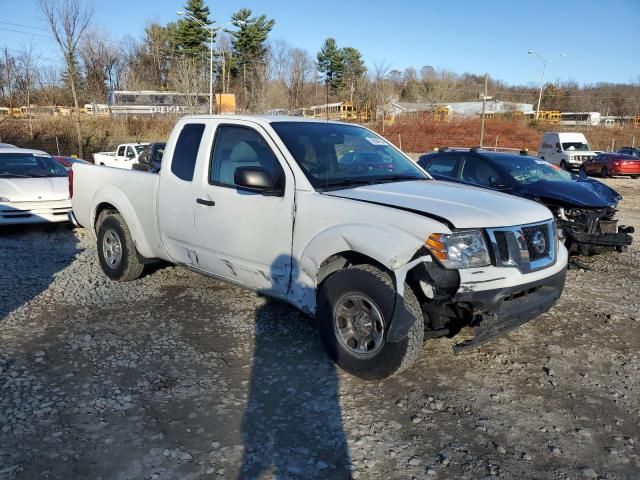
[53,156,92,170]
[581,153,640,179]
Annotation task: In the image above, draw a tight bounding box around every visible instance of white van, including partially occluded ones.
[538,132,597,170]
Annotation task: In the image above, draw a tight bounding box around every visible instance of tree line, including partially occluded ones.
[1,0,639,120]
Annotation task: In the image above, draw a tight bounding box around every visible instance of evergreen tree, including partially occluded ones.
[340,46,365,96]
[316,38,344,93]
[176,0,213,58]
[230,8,275,110]
[230,9,274,68]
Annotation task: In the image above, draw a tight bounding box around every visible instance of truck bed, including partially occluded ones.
[71,163,165,260]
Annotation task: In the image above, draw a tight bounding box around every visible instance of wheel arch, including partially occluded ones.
[90,186,155,259]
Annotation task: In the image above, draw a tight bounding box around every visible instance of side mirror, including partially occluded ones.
[555,146,561,153]
[234,166,283,195]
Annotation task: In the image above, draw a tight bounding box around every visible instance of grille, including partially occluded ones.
[522,224,550,261]
[494,231,510,262]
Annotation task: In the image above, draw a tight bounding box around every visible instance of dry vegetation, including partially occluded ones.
[0,116,176,156]
[1,114,638,158]
[372,114,640,153]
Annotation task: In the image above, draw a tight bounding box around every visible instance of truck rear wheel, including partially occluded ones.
[317,264,424,380]
[96,212,144,281]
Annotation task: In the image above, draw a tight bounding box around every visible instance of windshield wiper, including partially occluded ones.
[366,175,427,185]
[318,178,382,191]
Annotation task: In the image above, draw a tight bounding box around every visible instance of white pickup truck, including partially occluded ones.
[70,115,568,379]
[93,143,149,169]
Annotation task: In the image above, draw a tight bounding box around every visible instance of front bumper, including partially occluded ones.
[0,200,71,225]
[450,266,567,352]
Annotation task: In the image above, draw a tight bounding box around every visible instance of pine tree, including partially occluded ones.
[230,8,275,110]
[316,38,344,94]
[341,47,365,85]
[176,0,213,59]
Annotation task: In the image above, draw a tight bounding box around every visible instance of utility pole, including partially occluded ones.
[479,73,489,148]
[528,50,566,120]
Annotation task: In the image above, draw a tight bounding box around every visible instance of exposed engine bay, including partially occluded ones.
[553,205,634,255]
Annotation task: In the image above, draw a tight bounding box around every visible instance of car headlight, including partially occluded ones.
[426,231,491,269]
[0,196,10,202]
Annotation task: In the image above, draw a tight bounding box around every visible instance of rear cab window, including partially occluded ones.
[171,123,206,181]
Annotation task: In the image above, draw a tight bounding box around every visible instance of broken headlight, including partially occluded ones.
[426,231,491,269]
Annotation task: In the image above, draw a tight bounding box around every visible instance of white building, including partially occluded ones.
[379,100,534,121]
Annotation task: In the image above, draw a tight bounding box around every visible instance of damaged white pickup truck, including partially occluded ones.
[69,116,568,379]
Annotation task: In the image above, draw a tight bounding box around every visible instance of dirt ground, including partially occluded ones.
[1,178,639,480]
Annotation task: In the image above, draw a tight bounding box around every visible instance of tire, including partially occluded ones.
[317,264,424,380]
[560,160,567,170]
[631,175,639,180]
[96,211,144,281]
[601,167,609,178]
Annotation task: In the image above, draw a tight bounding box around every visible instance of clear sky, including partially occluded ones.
[1,0,639,86]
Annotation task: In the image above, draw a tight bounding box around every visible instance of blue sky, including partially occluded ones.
[1,0,639,86]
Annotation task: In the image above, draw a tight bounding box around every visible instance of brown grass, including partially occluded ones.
[371,114,640,153]
[0,116,177,158]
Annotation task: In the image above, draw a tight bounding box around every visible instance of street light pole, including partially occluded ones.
[528,50,566,121]
[177,11,246,114]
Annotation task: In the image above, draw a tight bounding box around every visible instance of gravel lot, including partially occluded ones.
[1,177,639,480]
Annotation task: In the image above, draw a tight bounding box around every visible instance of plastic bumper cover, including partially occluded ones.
[450,266,567,352]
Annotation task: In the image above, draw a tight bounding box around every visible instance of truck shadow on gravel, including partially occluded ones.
[0,224,79,320]
[238,257,351,479]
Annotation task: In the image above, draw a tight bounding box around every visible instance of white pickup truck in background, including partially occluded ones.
[93,143,149,169]
[70,115,568,379]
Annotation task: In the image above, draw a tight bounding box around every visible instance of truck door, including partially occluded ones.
[192,122,295,295]
[157,122,208,265]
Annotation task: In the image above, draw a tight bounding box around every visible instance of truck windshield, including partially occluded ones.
[0,153,68,178]
[271,121,428,189]
[562,142,590,151]
[491,155,573,184]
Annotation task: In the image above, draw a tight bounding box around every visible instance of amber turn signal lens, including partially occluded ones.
[426,234,447,261]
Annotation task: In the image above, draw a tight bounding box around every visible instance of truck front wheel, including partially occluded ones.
[96,212,145,281]
[317,264,424,380]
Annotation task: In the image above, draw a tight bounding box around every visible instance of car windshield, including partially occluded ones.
[0,152,68,178]
[490,155,573,184]
[135,145,146,154]
[562,142,590,151]
[270,121,428,189]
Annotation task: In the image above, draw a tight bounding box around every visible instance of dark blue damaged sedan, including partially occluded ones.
[418,148,634,255]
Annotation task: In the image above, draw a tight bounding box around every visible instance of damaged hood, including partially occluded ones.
[325,180,553,229]
[0,177,70,202]
[520,178,621,208]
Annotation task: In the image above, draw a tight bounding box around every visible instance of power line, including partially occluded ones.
[0,21,49,32]
[0,27,50,39]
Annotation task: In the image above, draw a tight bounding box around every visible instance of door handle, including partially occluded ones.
[196,198,216,206]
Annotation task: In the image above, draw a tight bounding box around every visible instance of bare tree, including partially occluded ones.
[285,48,313,111]
[169,57,206,112]
[80,30,120,105]
[40,0,93,158]
[17,44,39,139]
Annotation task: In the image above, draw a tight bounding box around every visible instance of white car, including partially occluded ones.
[70,115,568,380]
[94,143,149,169]
[0,147,71,225]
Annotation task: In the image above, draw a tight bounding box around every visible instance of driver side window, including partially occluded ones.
[210,125,284,190]
[458,156,503,188]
